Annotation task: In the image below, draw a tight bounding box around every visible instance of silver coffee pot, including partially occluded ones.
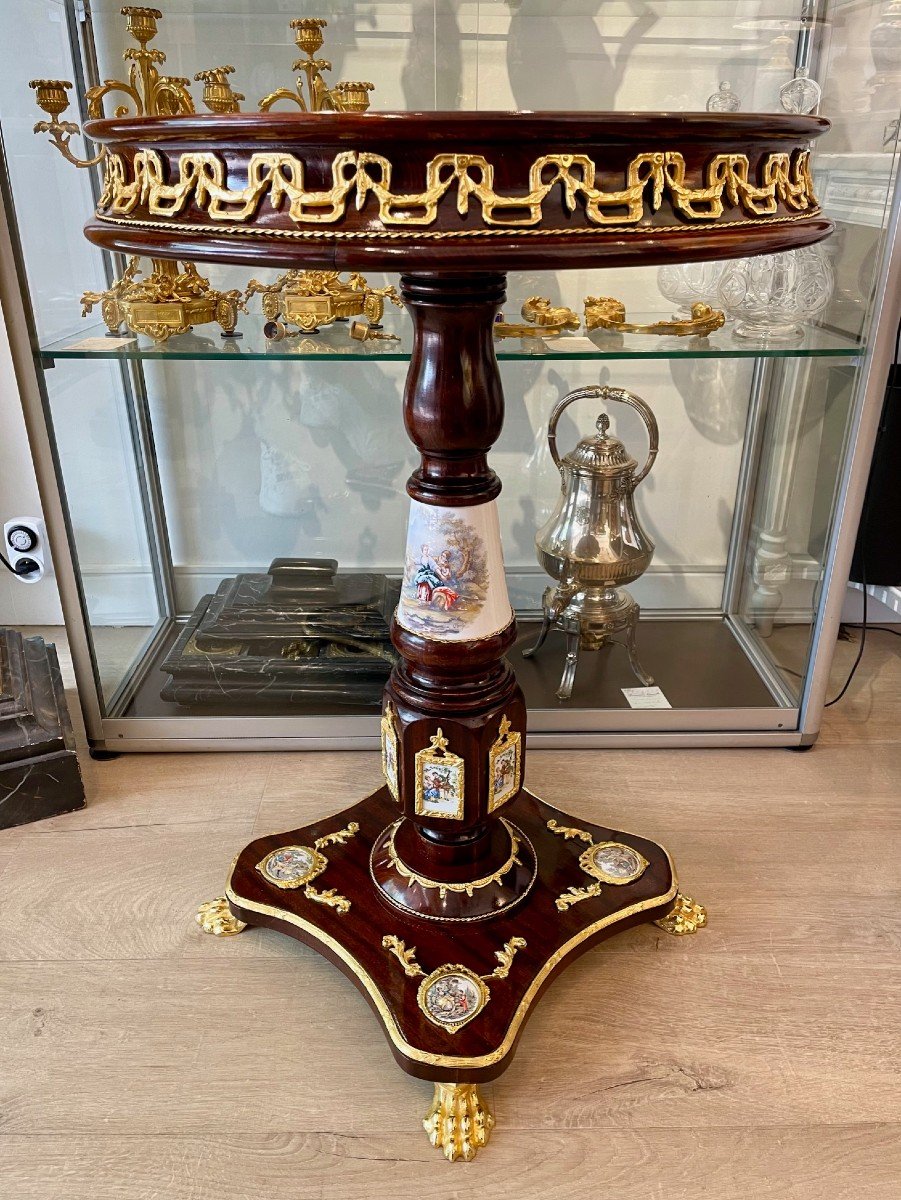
[523,384,658,700]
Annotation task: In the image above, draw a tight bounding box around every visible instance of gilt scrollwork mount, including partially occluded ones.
[547,819,652,911]
[382,933,528,1033]
[254,820,360,914]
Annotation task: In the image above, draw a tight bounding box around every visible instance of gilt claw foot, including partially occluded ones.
[654,892,708,935]
[423,1083,495,1162]
[196,897,247,936]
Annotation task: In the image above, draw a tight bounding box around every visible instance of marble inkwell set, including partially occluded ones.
[28,5,833,1164]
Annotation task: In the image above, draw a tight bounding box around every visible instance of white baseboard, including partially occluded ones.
[842,583,901,623]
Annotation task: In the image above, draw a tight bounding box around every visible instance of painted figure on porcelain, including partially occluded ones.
[400,506,490,638]
[412,545,460,610]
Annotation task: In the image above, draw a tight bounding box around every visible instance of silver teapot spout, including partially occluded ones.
[523,385,659,700]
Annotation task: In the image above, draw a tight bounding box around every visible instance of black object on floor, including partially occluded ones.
[851,362,900,587]
[0,628,85,830]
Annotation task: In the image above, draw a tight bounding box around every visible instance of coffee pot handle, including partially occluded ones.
[547,384,658,485]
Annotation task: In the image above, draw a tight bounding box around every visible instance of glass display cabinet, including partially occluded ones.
[1,0,899,752]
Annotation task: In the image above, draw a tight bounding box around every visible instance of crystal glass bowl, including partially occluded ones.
[716,245,834,341]
[657,260,728,314]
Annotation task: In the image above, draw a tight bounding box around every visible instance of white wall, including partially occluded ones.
[0,299,63,622]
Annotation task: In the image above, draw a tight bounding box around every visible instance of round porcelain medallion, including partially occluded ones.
[423,973,484,1026]
[592,843,643,880]
[264,846,316,883]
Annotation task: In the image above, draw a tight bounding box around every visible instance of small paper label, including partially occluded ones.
[67,335,136,350]
[541,336,599,353]
[621,686,671,709]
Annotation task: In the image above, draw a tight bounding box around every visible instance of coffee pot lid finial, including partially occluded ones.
[562,411,635,474]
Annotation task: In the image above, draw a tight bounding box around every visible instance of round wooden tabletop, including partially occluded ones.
[83,110,832,271]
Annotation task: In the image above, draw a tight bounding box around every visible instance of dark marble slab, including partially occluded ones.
[160,559,398,708]
[0,628,85,830]
[196,558,399,649]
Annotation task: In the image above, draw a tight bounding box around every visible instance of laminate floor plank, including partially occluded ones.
[0,637,897,1198]
[0,821,256,962]
[0,952,898,1136]
[0,1125,899,1200]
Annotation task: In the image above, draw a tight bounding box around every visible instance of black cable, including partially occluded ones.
[843,623,901,637]
[0,550,20,575]
[826,578,867,706]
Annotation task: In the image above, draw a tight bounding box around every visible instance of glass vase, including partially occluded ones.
[716,245,833,342]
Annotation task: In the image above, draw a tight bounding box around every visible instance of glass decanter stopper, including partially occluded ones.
[780,66,822,114]
[706,81,741,112]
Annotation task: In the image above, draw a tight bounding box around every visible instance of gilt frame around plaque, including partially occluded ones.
[381,700,400,802]
[488,715,522,813]
[414,729,465,821]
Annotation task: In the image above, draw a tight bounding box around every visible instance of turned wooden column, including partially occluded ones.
[371,273,535,921]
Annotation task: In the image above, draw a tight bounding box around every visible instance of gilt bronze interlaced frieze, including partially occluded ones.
[94,146,819,237]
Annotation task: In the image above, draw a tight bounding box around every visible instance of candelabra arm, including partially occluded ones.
[29,80,106,168]
[305,62,332,111]
[85,78,144,120]
[258,84,307,113]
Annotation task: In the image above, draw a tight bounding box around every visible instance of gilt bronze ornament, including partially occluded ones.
[80,256,245,342]
[243,269,402,341]
[584,296,725,338]
[79,108,827,1160]
[494,295,581,339]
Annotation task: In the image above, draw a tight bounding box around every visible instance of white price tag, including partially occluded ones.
[67,336,137,350]
[621,686,671,710]
[541,336,599,354]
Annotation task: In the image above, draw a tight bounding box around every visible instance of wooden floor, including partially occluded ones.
[1,630,899,1199]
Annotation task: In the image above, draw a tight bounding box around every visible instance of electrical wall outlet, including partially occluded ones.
[3,517,47,584]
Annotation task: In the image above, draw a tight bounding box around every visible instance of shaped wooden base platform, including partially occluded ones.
[216,789,685,1078]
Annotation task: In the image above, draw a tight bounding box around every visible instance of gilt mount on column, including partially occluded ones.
[80,108,831,1159]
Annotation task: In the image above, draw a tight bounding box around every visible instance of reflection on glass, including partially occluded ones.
[506,1,657,109]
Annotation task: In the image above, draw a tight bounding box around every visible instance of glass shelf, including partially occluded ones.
[38,319,865,365]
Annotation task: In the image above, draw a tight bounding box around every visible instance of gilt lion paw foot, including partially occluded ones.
[195,897,247,936]
[423,1083,495,1162]
[654,892,708,935]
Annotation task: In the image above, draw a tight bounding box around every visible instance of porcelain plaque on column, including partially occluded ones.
[396,499,513,642]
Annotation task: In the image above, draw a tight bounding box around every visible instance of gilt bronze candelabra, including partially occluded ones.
[29,7,249,341]
[29,10,373,341]
[260,17,374,114]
